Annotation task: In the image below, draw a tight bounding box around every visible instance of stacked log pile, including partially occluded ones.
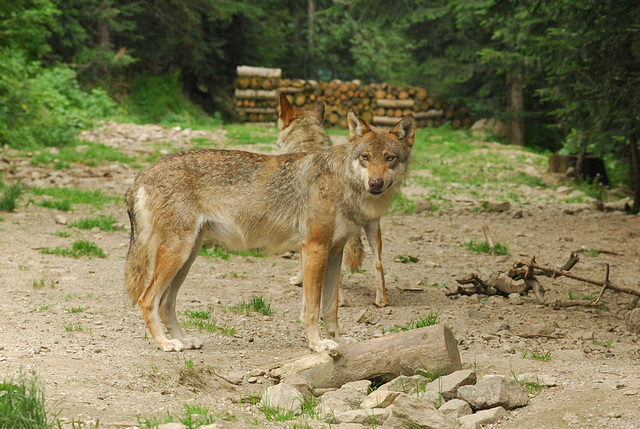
[235,66,471,128]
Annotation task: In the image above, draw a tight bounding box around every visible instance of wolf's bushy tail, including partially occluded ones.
[344,235,365,272]
[125,206,151,304]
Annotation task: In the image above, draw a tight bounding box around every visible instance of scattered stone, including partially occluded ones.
[317,396,352,422]
[158,423,188,429]
[379,375,429,396]
[517,322,557,338]
[508,293,524,305]
[426,370,477,401]
[467,309,490,320]
[356,309,381,325]
[485,202,510,212]
[261,383,304,415]
[457,375,529,410]
[54,214,67,225]
[518,373,557,387]
[625,308,640,334]
[458,406,506,429]
[217,370,243,385]
[335,408,390,425]
[438,399,473,419]
[487,296,505,305]
[562,411,581,425]
[381,394,456,429]
[361,389,400,409]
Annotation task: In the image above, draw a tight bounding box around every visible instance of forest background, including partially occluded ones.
[1,0,639,211]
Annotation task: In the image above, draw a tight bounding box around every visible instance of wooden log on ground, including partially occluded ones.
[235,107,277,114]
[376,99,415,108]
[414,110,444,119]
[373,116,411,126]
[271,324,461,389]
[235,89,278,99]
[237,65,282,78]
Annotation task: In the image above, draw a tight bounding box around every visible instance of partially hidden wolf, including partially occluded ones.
[125,110,416,352]
[277,93,389,307]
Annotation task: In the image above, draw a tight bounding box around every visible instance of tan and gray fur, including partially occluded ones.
[277,93,389,307]
[125,110,415,353]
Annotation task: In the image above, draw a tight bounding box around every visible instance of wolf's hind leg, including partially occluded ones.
[138,243,192,352]
[159,236,205,350]
[365,220,389,307]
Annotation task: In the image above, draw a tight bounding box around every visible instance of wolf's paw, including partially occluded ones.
[289,275,303,286]
[158,339,185,352]
[374,295,389,307]
[309,339,339,353]
[181,337,204,349]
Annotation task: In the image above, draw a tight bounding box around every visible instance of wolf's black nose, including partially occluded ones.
[368,176,384,192]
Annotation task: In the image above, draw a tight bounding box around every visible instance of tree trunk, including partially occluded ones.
[305,0,315,79]
[271,324,462,389]
[506,72,525,145]
[630,128,640,214]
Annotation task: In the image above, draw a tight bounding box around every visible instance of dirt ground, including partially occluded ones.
[1,123,639,428]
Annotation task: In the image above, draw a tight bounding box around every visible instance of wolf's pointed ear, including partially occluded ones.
[347,109,371,141]
[279,93,294,129]
[390,113,416,147]
[311,102,325,121]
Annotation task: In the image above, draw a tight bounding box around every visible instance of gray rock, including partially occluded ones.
[381,394,456,429]
[317,396,353,423]
[158,424,188,429]
[458,406,506,429]
[508,293,523,305]
[457,375,528,410]
[625,308,640,334]
[426,370,477,401]
[361,389,401,409]
[323,380,370,407]
[438,399,473,418]
[379,375,430,395]
[261,383,304,416]
[518,373,557,387]
[335,408,390,425]
[467,309,490,319]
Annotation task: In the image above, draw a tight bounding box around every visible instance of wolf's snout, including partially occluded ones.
[368,176,384,193]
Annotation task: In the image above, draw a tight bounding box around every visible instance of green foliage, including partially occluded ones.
[137,403,231,429]
[461,240,508,256]
[68,214,120,231]
[121,73,220,127]
[0,49,114,148]
[522,350,553,362]
[0,370,54,429]
[382,310,439,334]
[30,143,133,168]
[182,309,236,336]
[31,187,117,209]
[0,180,25,212]
[199,244,264,259]
[40,240,107,258]
[231,296,274,316]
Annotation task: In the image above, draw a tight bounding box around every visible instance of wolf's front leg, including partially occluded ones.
[301,240,338,352]
[365,220,389,307]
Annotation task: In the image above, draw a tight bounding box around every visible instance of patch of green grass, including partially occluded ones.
[69,306,84,313]
[224,124,278,150]
[382,310,439,334]
[592,338,613,348]
[568,291,595,301]
[137,403,234,429]
[390,191,416,214]
[0,371,54,429]
[31,187,118,210]
[30,143,134,168]
[40,240,107,258]
[69,214,121,231]
[0,180,25,212]
[230,296,274,316]
[522,350,553,361]
[577,248,600,257]
[184,309,211,320]
[182,318,236,336]
[199,244,265,259]
[32,278,56,289]
[64,322,83,332]
[461,240,508,255]
[52,230,71,238]
[393,255,419,263]
[33,304,52,312]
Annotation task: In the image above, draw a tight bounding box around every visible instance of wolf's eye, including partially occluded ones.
[361,154,369,161]
[386,155,396,162]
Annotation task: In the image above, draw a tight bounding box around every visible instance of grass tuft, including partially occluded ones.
[230,296,274,316]
[40,240,107,258]
[0,371,54,429]
[461,240,508,255]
